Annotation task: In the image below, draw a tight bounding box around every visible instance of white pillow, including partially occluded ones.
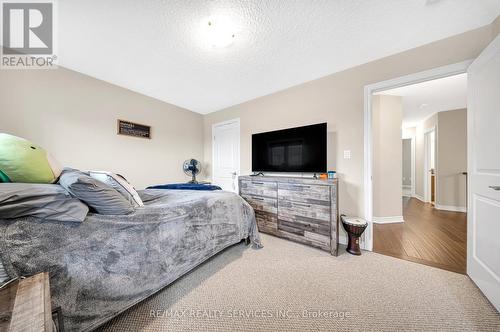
[0,260,8,283]
[88,171,144,207]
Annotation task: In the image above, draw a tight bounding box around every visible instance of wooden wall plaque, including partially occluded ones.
[117,120,151,139]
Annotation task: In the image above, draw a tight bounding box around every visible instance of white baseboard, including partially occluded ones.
[435,204,467,213]
[339,232,347,246]
[413,194,425,202]
[372,216,405,224]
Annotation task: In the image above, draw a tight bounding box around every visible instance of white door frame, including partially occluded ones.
[401,134,416,197]
[423,126,437,203]
[363,60,472,251]
[212,118,240,191]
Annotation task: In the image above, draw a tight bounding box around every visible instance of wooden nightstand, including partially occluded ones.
[0,272,56,332]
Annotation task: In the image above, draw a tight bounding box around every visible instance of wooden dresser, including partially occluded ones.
[239,175,339,255]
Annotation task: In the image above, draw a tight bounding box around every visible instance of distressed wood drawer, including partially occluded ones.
[240,180,277,198]
[278,199,331,222]
[278,183,330,204]
[278,217,330,236]
[242,195,277,214]
[255,211,278,234]
[303,231,330,246]
[278,220,304,236]
[277,228,330,251]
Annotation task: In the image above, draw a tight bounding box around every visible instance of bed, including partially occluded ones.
[0,189,261,332]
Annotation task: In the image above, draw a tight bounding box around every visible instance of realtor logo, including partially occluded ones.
[1,0,57,69]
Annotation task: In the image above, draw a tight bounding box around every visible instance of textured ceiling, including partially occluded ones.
[59,0,500,114]
[376,73,467,127]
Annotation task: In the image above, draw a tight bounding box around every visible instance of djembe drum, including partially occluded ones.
[341,215,367,255]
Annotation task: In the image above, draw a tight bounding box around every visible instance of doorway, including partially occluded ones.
[212,118,240,192]
[366,66,469,274]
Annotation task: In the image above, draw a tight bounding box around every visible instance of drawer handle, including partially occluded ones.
[293,202,311,208]
[291,185,310,189]
[252,182,264,185]
[489,186,500,191]
[252,196,264,201]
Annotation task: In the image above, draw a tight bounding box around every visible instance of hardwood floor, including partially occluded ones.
[373,197,467,274]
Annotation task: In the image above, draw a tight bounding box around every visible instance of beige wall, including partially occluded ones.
[493,14,500,37]
[1,16,496,213]
[0,67,204,189]
[203,24,495,217]
[437,109,467,209]
[372,95,403,218]
[402,127,416,190]
[402,139,412,187]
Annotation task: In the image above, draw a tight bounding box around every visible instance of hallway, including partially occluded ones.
[373,197,467,274]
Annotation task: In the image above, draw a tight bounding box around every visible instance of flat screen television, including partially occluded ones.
[252,123,327,173]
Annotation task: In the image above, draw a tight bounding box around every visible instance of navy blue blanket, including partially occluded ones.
[147,183,222,191]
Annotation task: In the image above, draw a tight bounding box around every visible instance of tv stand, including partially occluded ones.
[238,175,339,256]
[250,173,323,179]
[250,172,265,177]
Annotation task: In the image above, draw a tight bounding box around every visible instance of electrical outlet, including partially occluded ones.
[343,150,351,159]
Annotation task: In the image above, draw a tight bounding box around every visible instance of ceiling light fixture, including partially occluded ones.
[204,17,235,48]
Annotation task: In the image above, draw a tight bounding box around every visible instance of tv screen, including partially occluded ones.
[252,123,327,173]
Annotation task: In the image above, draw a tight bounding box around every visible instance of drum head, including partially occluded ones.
[342,217,367,227]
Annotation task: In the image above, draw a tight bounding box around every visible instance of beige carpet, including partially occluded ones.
[98,234,500,331]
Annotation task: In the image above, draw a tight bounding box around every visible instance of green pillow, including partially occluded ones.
[0,133,61,183]
[0,170,10,182]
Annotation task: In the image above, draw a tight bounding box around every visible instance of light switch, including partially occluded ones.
[343,150,351,159]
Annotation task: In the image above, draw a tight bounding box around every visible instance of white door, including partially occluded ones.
[467,34,500,311]
[212,119,240,192]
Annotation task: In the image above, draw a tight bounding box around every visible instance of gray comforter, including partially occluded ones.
[0,189,261,331]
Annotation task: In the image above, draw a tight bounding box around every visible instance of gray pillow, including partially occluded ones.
[59,169,134,215]
[0,183,89,222]
[88,171,144,207]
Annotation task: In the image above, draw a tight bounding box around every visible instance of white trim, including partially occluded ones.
[364,60,472,252]
[339,233,347,246]
[372,216,405,224]
[211,118,241,129]
[402,186,412,197]
[424,126,436,134]
[411,135,416,197]
[413,194,425,202]
[363,82,374,251]
[211,118,240,191]
[435,204,467,213]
